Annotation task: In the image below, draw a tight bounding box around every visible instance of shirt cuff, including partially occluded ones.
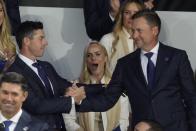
[109,13,115,21]
[71,97,75,104]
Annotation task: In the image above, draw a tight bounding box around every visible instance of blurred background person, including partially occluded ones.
[78,42,129,131]
[134,120,163,131]
[100,0,145,73]
[0,0,16,71]
[4,0,21,36]
[83,0,154,41]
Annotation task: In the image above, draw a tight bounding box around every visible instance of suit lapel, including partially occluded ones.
[152,43,172,95]
[15,56,49,96]
[14,111,31,131]
[132,49,149,95]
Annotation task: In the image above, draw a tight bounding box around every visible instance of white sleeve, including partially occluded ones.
[119,96,130,131]
[63,103,80,131]
[100,33,114,58]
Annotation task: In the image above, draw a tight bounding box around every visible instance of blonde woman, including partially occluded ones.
[0,0,16,71]
[100,0,144,73]
[78,41,129,131]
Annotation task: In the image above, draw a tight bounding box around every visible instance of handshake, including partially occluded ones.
[65,81,86,105]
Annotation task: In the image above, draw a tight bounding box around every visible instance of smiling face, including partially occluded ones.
[86,43,107,79]
[0,82,28,119]
[132,17,158,51]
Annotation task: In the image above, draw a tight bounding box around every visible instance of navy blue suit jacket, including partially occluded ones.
[5,0,21,35]
[14,111,50,131]
[79,43,196,131]
[7,56,72,130]
[83,0,114,40]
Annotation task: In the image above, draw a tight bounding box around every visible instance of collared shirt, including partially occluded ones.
[18,54,54,94]
[0,109,23,131]
[140,42,159,83]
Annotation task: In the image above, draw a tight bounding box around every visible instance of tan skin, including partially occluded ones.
[132,17,159,52]
[20,29,48,61]
[134,122,151,131]
[0,82,28,119]
[86,43,107,82]
[123,3,142,34]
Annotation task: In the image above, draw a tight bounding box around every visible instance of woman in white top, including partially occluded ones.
[63,41,129,131]
[100,0,145,72]
[78,41,129,131]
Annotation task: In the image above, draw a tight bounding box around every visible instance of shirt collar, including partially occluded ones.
[19,54,37,66]
[0,109,23,124]
[141,42,160,56]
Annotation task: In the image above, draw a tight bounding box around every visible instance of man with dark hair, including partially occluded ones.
[7,21,85,131]
[0,72,50,131]
[72,10,196,131]
[134,120,163,131]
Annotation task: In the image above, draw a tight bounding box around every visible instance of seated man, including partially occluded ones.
[134,120,163,131]
[0,72,50,131]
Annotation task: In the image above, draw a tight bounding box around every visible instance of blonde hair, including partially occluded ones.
[111,0,144,59]
[78,42,122,131]
[0,0,16,59]
[80,41,111,83]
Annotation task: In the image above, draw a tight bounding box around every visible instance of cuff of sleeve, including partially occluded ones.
[109,13,115,21]
[71,97,75,104]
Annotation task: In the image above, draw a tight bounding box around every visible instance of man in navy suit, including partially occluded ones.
[83,0,155,40]
[4,0,21,35]
[75,10,196,131]
[0,72,50,131]
[7,21,85,131]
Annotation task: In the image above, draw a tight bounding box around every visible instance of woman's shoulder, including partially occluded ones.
[100,32,115,49]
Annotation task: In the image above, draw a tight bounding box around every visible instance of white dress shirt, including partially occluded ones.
[18,54,55,94]
[0,109,23,131]
[140,42,159,83]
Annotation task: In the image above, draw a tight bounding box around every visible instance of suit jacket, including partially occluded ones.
[79,43,196,131]
[7,56,72,130]
[5,0,21,35]
[83,0,115,40]
[14,111,49,131]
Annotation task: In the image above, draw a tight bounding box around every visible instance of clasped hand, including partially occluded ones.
[65,81,86,104]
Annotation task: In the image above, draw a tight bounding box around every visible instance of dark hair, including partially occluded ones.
[16,21,43,49]
[0,72,28,91]
[132,9,161,34]
[136,119,163,131]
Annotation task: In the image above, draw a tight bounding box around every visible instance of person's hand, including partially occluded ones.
[144,0,154,10]
[65,82,86,104]
[110,0,120,18]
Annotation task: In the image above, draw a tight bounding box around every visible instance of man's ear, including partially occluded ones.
[22,91,28,102]
[152,26,159,36]
[23,37,30,46]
